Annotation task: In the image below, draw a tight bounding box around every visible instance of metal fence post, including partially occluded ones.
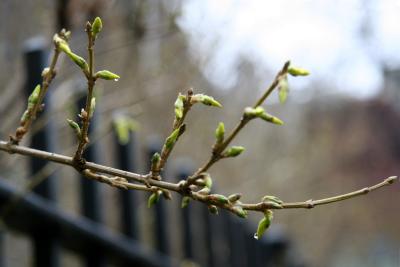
[113,129,139,239]
[24,37,60,267]
[147,140,169,256]
[175,165,193,260]
[76,93,105,267]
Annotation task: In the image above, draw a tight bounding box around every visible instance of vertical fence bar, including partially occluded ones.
[76,94,105,267]
[114,129,139,239]
[147,141,169,255]
[24,38,60,267]
[175,165,193,260]
[203,206,215,267]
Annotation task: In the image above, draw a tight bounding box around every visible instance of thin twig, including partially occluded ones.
[9,44,61,144]
[0,140,396,217]
[73,23,96,163]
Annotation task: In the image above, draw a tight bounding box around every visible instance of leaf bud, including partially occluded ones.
[91,17,103,38]
[89,97,96,118]
[215,122,225,144]
[223,146,245,158]
[288,66,310,76]
[147,190,162,208]
[174,94,185,120]
[181,196,191,208]
[254,210,273,240]
[191,94,222,108]
[28,85,41,105]
[95,70,120,81]
[228,193,242,203]
[208,205,219,215]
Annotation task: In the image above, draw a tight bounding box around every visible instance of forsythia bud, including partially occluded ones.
[191,94,222,108]
[244,107,283,125]
[232,206,247,218]
[147,190,162,208]
[208,205,219,215]
[223,146,245,158]
[288,66,310,76]
[89,97,96,118]
[164,124,185,149]
[215,122,225,144]
[181,196,191,208]
[95,70,120,81]
[67,119,81,139]
[278,76,289,103]
[255,210,273,240]
[65,51,89,72]
[203,174,213,189]
[28,85,41,105]
[209,194,229,204]
[262,195,283,204]
[151,152,160,172]
[174,94,185,120]
[92,17,103,38]
[228,193,242,203]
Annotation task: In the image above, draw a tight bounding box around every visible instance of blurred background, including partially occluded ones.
[0,0,399,266]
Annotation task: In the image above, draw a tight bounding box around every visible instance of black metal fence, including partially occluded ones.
[0,40,302,267]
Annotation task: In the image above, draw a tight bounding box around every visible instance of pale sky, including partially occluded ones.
[178,0,400,99]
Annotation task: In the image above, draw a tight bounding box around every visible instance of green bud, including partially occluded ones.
[288,66,310,76]
[255,210,273,240]
[209,194,229,205]
[215,122,225,144]
[228,193,242,203]
[191,94,222,108]
[278,76,289,103]
[223,146,245,158]
[95,70,120,81]
[262,195,283,204]
[203,174,213,189]
[54,34,71,53]
[28,85,41,105]
[20,110,30,124]
[258,112,284,125]
[232,206,247,218]
[89,97,96,118]
[263,201,283,209]
[174,94,185,120]
[65,51,89,72]
[67,119,81,139]
[113,115,139,145]
[198,187,211,195]
[164,124,185,149]
[151,152,160,172]
[181,196,191,208]
[92,17,103,38]
[147,190,162,208]
[208,205,219,215]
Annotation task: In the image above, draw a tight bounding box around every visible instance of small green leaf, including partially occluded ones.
[92,17,103,38]
[255,210,273,240]
[28,85,41,105]
[278,77,289,103]
[223,146,245,158]
[164,124,185,150]
[66,119,81,139]
[191,94,222,108]
[174,94,185,120]
[215,122,225,144]
[181,196,190,208]
[147,190,162,208]
[288,66,310,76]
[95,70,120,81]
[258,112,284,125]
[65,51,89,72]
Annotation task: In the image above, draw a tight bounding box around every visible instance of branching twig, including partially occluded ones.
[9,30,69,145]
[0,140,396,213]
[1,17,396,238]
